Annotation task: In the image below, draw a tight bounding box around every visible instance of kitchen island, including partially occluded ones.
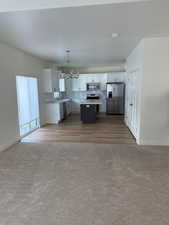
[79,100,102,123]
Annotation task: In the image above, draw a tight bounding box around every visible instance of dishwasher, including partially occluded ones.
[63,102,67,119]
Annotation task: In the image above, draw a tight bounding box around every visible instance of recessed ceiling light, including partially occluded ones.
[112,33,119,38]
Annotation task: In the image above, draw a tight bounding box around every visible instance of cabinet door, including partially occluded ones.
[42,69,53,92]
[65,79,72,96]
[72,78,80,91]
[93,74,100,83]
[107,72,126,83]
[42,69,60,92]
[79,76,87,91]
[100,73,107,91]
[86,74,93,83]
[52,71,59,92]
[45,103,60,124]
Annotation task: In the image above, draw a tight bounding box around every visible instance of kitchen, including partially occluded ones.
[22,67,135,144]
[42,68,126,124]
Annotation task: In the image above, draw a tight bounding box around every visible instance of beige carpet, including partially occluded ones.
[0,142,169,225]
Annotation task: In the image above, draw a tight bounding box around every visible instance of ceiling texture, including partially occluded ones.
[0,0,168,67]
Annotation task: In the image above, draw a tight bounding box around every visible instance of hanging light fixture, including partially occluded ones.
[60,50,79,79]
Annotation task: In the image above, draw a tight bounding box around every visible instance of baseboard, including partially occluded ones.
[138,139,169,146]
[45,121,60,124]
[0,137,20,153]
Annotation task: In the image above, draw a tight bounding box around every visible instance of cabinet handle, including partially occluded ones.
[130,103,133,106]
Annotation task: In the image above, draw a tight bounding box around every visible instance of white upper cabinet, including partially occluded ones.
[65,78,72,96]
[99,73,107,91]
[72,75,87,91]
[86,74,97,83]
[107,72,126,83]
[79,76,87,91]
[72,78,80,91]
[71,73,126,92]
[42,69,59,92]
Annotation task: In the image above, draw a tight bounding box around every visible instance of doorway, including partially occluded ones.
[16,75,40,136]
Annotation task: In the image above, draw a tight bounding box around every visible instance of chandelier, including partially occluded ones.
[60,50,79,79]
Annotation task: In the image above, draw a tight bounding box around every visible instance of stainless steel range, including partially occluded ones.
[86,94,100,113]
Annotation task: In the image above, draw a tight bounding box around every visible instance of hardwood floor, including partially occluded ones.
[22,114,136,144]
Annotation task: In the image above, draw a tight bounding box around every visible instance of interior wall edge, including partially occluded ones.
[0,137,20,153]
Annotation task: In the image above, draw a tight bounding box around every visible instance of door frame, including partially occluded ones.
[125,69,139,138]
[16,75,40,138]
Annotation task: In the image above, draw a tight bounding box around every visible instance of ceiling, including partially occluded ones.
[0,0,150,13]
[0,0,168,66]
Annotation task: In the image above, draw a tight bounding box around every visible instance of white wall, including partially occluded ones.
[127,37,169,146]
[139,37,169,145]
[0,42,47,152]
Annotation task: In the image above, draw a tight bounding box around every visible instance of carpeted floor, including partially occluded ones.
[0,142,169,225]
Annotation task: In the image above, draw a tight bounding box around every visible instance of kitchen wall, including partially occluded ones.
[0,42,47,152]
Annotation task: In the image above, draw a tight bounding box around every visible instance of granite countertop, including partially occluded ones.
[45,98,71,104]
[74,99,103,105]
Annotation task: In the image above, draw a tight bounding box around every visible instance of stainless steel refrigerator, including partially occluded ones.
[106,82,125,115]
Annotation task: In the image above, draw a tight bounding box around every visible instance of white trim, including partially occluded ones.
[0,0,151,12]
[138,139,169,146]
[45,121,60,124]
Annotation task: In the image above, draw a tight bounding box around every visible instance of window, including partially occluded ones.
[16,76,40,136]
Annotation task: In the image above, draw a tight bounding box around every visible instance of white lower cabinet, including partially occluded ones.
[45,101,71,124]
[45,103,64,124]
[45,103,60,124]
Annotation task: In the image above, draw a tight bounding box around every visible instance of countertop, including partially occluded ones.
[45,98,71,104]
[74,99,103,105]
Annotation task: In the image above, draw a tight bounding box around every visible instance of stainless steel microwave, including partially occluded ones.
[86,83,100,91]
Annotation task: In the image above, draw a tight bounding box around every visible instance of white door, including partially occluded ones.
[126,70,138,138]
